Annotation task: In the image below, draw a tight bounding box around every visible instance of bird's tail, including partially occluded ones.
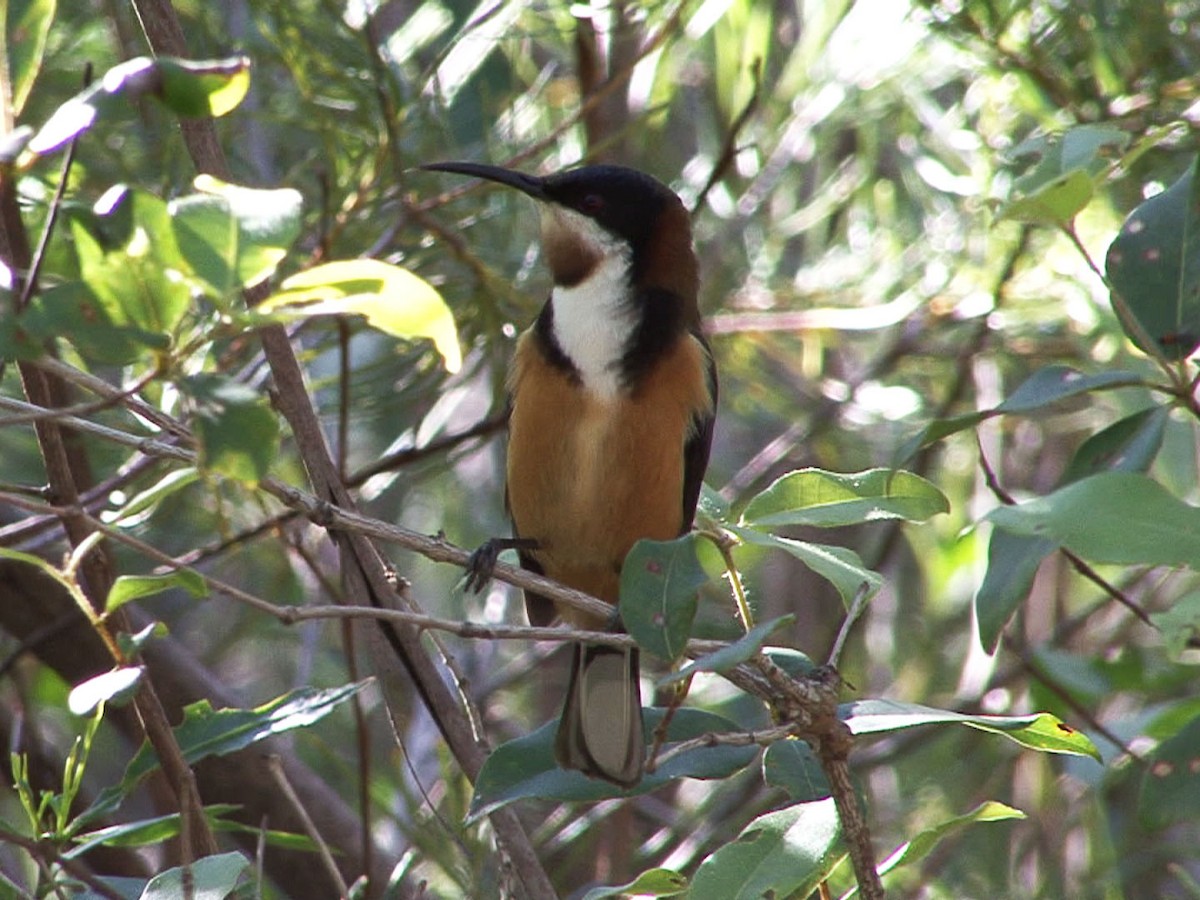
[555,643,644,787]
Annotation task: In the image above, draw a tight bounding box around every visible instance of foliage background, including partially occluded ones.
[2,0,1200,897]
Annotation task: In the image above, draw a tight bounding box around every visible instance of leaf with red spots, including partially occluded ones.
[1106,155,1200,360]
[620,535,709,663]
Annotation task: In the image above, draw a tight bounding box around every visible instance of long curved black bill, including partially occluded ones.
[421,161,548,201]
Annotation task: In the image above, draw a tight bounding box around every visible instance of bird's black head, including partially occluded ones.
[422,161,697,299]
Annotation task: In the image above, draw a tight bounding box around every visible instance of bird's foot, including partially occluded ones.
[464,536,539,593]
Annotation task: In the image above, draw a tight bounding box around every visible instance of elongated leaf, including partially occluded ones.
[67,806,316,858]
[995,366,1142,414]
[1106,155,1200,359]
[263,259,461,372]
[106,571,208,613]
[1150,593,1200,658]
[658,615,795,687]
[741,468,948,529]
[582,869,688,900]
[762,740,831,803]
[107,467,200,527]
[29,56,251,156]
[468,708,757,821]
[734,526,882,607]
[690,798,842,900]
[620,535,708,663]
[868,801,1025,892]
[8,0,57,117]
[899,411,988,460]
[975,530,1056,653]
[840,699,1100,759]
[987,472,1200,569]
[1061,406,1168,484]
[68,667,143,715]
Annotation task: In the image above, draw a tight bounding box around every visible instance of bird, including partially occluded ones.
[424,160,717,787]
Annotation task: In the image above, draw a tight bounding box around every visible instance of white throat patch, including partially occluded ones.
[545,209,636,398]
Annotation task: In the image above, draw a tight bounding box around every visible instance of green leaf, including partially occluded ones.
[997,124,1128,224]
[106,570,207,613]
[101,683,372,817]
[180,374,280,485]
[840,699,1101,760]
[107,467,200,527]
[71,187,191,338]
[468,708,757,821]
[740,468,949,528]
[262,259,461,372]
[987,472,1200,569]
[690,798,842,900]
[27,281,168,365]
[1061,406,1168,484]
[1138,714,1200,829]
[7,0,57,117]
[658,615,795,687]
[975,530,1056,654]
[870,802,1026,891]
[898,411,988,460]
[28,56,250,156]
[620,535,708,663]
[1106,155,1200,359]
[68,667,143,715]
[156,57,252,118]
[187,175,303,289]
[582,869,688,899]
[733,526,882,608]
[138,851,249,900]
[762,740,831,803]
[1150,593,1200,659]
[67,806,316,858]
[169,194,239,299]
[994,366,1142,414]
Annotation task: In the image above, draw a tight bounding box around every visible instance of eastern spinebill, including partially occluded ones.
[424,160,717,787]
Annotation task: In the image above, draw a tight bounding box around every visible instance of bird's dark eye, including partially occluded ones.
[579,193,605,214]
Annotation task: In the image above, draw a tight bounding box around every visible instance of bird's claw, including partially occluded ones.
[464,537,539,593]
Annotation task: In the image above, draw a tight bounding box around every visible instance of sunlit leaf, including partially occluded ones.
[740,468,949,528]
[8,0,57,117]
[734,526,882,608]
[68,667,143,716]
[157,57,252,117]
[997,124,1127,224]
[840,699,1101,760]
[690,798,842,900]
[106,571,207,613]
[263,259,461,372]
[190,176,302,289]
[582,869,688,899]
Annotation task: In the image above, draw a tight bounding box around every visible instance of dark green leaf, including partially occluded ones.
[762,740,831,803]
[1138,714,1200,829]
[975,529,1056,653]
[898,411,988,460]
[156,57,252,118]
[181,374,280,484]
[28,281,169,365]
[1061,406,1168,484]
[689,798,842,900]
[67,806,316,858]
[987,472,1200,569]
[994,366,1142,414]
[734,526,882,607]
[620,535,708,663]
[658,615,795,687]
[741,468,949,528]
[1105,155,1200,359]
[468,708,757,821]
[840,699,1101,759]
[116,622,168,658]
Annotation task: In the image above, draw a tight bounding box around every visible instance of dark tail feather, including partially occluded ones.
[555,644,644,787]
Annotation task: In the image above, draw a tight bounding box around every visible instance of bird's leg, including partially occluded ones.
[464,536,539,593]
